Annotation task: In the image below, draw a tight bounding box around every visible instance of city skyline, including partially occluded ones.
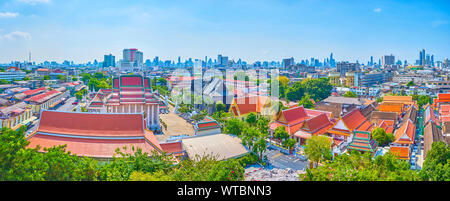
[0,0,449,63]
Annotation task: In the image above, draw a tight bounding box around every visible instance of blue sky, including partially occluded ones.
[0,0,449,64]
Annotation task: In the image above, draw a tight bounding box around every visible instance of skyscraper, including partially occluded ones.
[382,54,395,66]
[103,54,115,67]
[283,57,295,68]
[419,49,426,66]
[121,48,143,71]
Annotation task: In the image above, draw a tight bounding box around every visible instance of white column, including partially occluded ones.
[156,104,160,127]
[147,105,150,126]
[150,105,154,126]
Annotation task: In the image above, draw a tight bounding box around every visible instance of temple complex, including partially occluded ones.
[26,110,163,160]
[101,75,162,130]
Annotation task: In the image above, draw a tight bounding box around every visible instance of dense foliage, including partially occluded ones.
[301,151,420,181]
[371,127,395,146]
[304,135,333,168]
[0,127,245,181]
[342,91,358,98]
[420,141,450,181]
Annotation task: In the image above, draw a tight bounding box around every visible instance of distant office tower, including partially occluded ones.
[419,49,426,66]
[337,62,360,76]
[283,57,295,68]
[103,54,115,67]
[221,56,228,67]
[431,55,434,67]
[382,54,395,66]
[330,53,336,67]
[370,56,374,66]
[216,54,229,67]
[121,48,143,71]
[217,54,222,66]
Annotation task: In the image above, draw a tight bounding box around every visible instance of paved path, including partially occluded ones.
[264,149,308,171]
[157,105,195,142]
[56,97,77,112]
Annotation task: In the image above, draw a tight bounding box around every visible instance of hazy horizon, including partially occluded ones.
[0,0,449,64]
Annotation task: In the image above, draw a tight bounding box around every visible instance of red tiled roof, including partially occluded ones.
[342,109,372,132]
[197,122,219,129]
[305,108,332,119]
[160,142,183,156]
[23,87,47,96]
[25,90,60,103]
[233,96,267,116]
[280,106,308,125]
[37,111,145,137]
[302,113,332,135]
[144,78,150,88]
[27,134,158,158]
[441,116,450,123]
[113,78,120,88]
[121,76,143,86]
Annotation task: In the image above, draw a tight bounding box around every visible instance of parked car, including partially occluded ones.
[72,102,78,105]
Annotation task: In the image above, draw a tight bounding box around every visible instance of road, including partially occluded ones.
[264,149,308,171]
[25,96,77,137]
[56,97,77,112]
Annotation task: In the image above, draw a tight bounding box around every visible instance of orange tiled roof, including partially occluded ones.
[390,146,410,160]
[394,119,416,144]
[341,109,372,132]
[383,96,413,102]
[378,104,403,114]
[378,120,395,134]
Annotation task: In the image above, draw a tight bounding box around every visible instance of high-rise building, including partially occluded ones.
[382,54,395,66]
[337,62,360,76]
[121,48,143,71]
[419,49,426,66]
[103,54,115,67]
[283,57,295,68]
[330,53,336,67]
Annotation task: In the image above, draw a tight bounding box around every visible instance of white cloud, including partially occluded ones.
[17,0,51,5]
[431,20,448,28]
[373,8,382,13]
[0,31,31,40]
[0,12,19,18]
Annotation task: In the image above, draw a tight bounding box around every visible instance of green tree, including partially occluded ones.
[343,91,358,98]
[215,101,226,114]
[0,79,11,84]
[407,81,415,87]
[43,75,50,80]
[301,78,333,101]
[300,151,420,181]
[274,126,290,143]
[224,118,245,136]
[285,82,304,101]
[304,135,332,168]
[420,141,450,181]
[298,94,315,109]
[245,112,257,126]
[372,127,395,146]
